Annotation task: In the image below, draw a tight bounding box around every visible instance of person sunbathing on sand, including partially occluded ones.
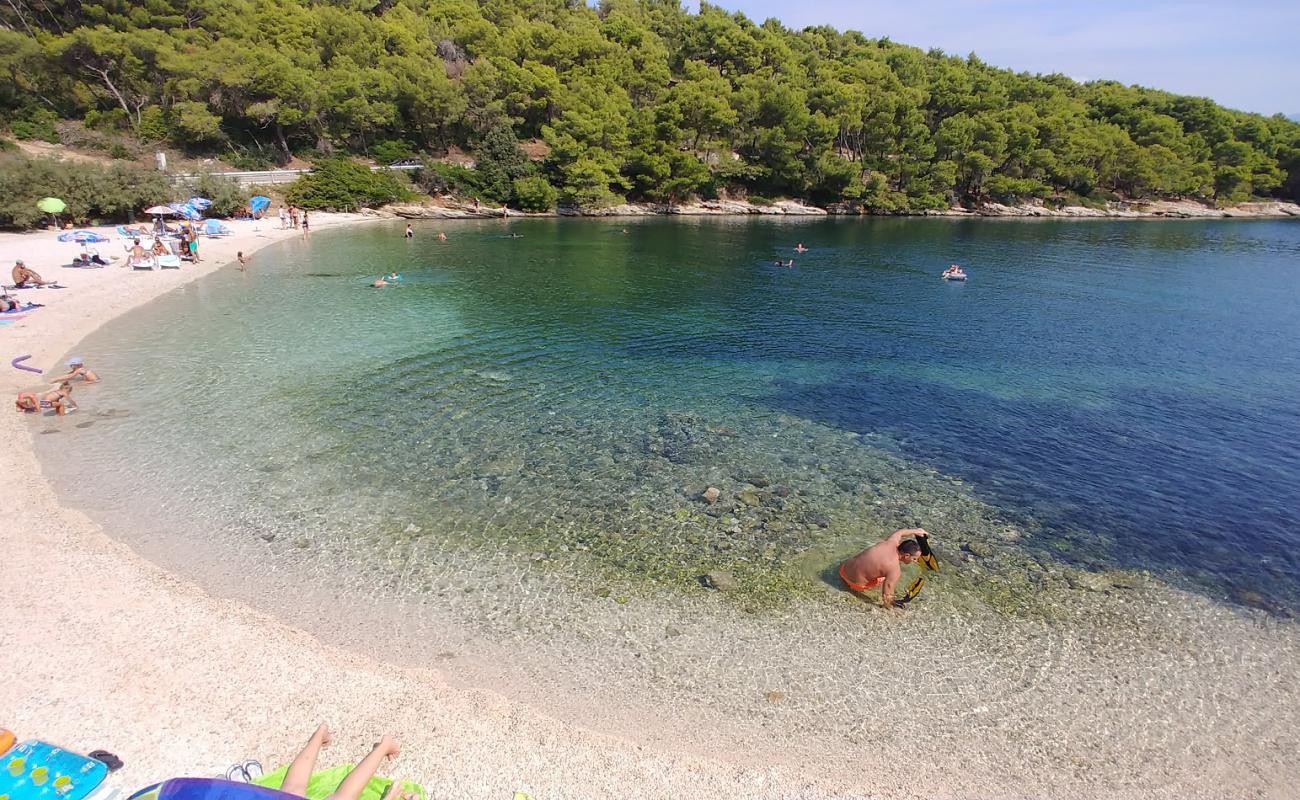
[12,260,54,287]
[839,528,929,607]
[48,357,99,384]
[1,292,23,312]
[280,725,414,800]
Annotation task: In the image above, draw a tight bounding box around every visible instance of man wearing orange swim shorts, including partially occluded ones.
[840,528,929,607]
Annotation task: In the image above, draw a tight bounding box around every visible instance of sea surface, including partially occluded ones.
[34,216,1300,791]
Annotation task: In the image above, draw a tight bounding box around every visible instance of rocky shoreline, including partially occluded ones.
[376,196,1300,220]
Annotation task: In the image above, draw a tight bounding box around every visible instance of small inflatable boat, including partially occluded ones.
[943,272,967,281]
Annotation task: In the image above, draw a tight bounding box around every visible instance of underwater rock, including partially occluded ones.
[736,489,761,507]
[772,485,791,498]
[764,690,786,702]
[741,473,771,488]
[702,570,737,591]
[800,510,830,528]
[964,541,994,558]
[702,486,721,503]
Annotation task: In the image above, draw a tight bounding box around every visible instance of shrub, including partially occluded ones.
[369,139,417,165]
[511,175,558,211]
[84,108,130,132]
[223,146,276,172]
[185,172,246,217]
[985,175,1050,202]
[137,106,168,142]
[414,160,484,197]
[0,152,172,229]
[10,109,60,143]
[285,158,413,210]
[108,143,133,160]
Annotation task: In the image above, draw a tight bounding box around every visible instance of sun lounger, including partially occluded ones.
[157,254,182,269]
[129,254,156,270]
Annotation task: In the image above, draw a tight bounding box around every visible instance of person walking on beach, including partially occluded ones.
[290,206,299,228]
[840,528,930,607]
[237,251,250,271]
[277,724,414,800]
[188,233,201,262]
[279,205,288,229]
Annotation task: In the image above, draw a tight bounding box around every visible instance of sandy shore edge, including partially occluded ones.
[0,219,867,800]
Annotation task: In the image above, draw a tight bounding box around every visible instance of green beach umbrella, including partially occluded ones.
[37,197,66,213]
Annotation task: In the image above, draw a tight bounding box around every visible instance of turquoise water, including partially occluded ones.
[37,217,1300,611]
[31,215,1300,792]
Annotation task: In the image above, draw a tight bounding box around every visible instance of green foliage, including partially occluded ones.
[0,1,1297,210]
[370,140,417,165]
[475,124,531,203]
[169,101,225,148]
[414,160,484,198]
[511,175,558,211]
[10,108,60,142]
[137,107,168,142]
[285,159,413,210]
[0,152,171,229]
[186,172,246,217]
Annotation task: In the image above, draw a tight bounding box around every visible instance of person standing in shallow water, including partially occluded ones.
[839,528,929,607]
[404,224,413,239]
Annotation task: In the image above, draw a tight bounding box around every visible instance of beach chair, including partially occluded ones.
[129,252,156,270]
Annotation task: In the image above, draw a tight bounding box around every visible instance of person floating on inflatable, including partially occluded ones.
[839,528,936,608]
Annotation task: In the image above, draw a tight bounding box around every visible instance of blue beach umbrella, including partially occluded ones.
[169,202,204,221]
[56,230,110,243]
[249,195,271,214]
[187,197,213,210]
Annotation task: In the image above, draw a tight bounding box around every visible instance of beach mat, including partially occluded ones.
[253,765,425,800]
[0,740,108,800]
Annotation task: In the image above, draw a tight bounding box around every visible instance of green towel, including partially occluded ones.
[252,764,425,800]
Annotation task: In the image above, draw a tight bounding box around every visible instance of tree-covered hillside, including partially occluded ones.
[3,0,1299,211]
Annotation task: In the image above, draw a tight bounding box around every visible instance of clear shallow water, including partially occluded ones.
[32,217,1300,792]
[37,217,1300,610]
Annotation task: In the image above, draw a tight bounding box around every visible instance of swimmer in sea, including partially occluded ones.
[48,357,99,384]
[437,231,447,241]
[795,242,808,253]
[839,528,929,608]
[386,272,400,281]
[371,277,388,288]
[404,224,414,239]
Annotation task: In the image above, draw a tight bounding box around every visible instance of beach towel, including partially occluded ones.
[253,764,426,800]
[130,779,298,800]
